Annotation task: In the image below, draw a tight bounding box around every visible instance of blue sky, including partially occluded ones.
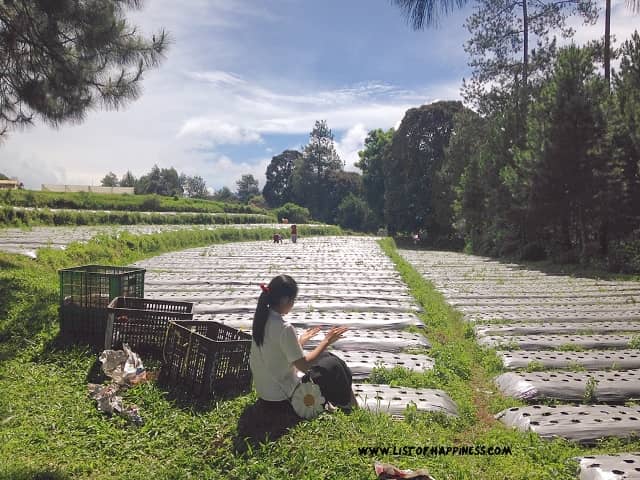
[0,0,637,191]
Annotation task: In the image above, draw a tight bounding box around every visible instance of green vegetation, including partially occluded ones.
[0,190,268,214]
[2,236,639,479]
[0,206,275,228]
[273,202,311,224]
[0,0,167,137]
[583,377,599,405]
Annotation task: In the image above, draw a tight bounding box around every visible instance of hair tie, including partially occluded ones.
[260,283,270,293]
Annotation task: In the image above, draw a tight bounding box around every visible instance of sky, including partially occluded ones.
[0,0,638,192]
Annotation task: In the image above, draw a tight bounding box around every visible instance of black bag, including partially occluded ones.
[304,351,353,407]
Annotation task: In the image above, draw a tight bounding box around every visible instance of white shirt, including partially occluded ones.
[249,309,304,401]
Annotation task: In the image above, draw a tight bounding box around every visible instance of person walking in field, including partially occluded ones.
[290,224,297,243]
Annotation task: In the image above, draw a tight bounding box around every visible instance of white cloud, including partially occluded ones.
[177,119,263,145]
[336,124,369,172]
[0,0,462,192]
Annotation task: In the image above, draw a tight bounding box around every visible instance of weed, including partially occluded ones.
[525,361,546,372]
[583,377,598,404]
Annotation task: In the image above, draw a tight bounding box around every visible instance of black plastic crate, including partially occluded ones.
[105,297,194,356]
[58,265,145,347]
[159,321,252,402]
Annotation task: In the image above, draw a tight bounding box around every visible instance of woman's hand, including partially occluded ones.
[299,326,321,346]
[322,326,348,346]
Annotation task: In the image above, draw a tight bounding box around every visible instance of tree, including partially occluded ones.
[119,171,137,188]
[236,174,260,203]
[135,165,183,196]
[391,0,468,29]
[0,0,168,137]
[274,202,311,223]
[325,170,363,223]
[263,149,301,207]
[100,172,118,187]
[463,0,597,145]
[356,128,393,225]
[0,173,8,180]
[337,194,373,232]
[519,45,606,256]
[604,0,640,88]
[385,101,464,241]
[291,120,344,222]
[607,31,640,240]
[211,186,236,202]
[182,175,208,199]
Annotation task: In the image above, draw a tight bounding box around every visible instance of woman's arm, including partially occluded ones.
[292,326,348,372]
[298,326,321,347]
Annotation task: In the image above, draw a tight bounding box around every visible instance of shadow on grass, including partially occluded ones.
[232,399,303,456]
[0,468,71,480]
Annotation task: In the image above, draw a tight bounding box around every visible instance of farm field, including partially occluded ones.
[2,234,640,479]
[399,248,640,479]
[0,224,315,257]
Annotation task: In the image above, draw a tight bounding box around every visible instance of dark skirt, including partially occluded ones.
[305,351,353,407]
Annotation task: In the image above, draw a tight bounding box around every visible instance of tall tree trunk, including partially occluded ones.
[604,0,611,89]
[520,0,529,147]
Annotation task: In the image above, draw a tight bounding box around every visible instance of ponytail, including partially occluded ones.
[252,290,271,346]
[252,274,298,346]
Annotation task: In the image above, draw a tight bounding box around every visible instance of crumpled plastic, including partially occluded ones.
[88,344,147,425]
[99,343,146,385]
[374,462,435,480]
[87,383,144,425]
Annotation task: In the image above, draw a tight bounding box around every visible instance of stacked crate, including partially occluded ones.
[58,265,146,348]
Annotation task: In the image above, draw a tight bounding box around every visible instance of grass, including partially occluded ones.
[1,235,640,479]
[0,206,276,228]
[0,190,267,215]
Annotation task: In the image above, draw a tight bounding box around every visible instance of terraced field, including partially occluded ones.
[0,224,305,257]
[400,249,640,480]
[134,236,454,418]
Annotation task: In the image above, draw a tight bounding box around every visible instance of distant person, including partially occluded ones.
[281,218,289,224]
[273,233,282,244]
[290,224,297,243]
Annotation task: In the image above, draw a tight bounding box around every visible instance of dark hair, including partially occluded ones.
[252,274,298,346]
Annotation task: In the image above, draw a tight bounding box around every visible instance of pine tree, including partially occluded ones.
[0,0,168,136]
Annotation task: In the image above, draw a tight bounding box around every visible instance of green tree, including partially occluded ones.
[100,172,118,187]
[0,173,9,180]
[356,128,393,225]
[274,202,311,223]
[521,45,606,256]
[463,0,597,145]
[211,186,236,202]
[0,0,168,137]
[135,165,182,196]
[392,0,468,29]
[604,0,640,88]
[606,32,640,240]
[337,193,373,232]
[291,120,344,222]
[184,175,208,199]
[235,174,260,204]
[325,170,363,223]
[119,171,137,188]
[385,101,464,242]
[263,149,301,207]
[158,167,183,197]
